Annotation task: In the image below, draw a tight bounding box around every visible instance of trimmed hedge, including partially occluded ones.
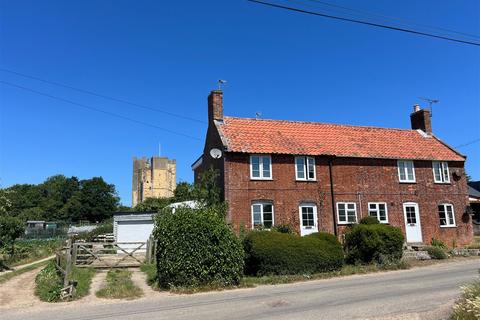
[244,231,344,276]
[344,224,404,264]
[154,207,244,288]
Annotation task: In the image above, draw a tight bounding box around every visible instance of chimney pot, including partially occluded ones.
[410,106,432,134]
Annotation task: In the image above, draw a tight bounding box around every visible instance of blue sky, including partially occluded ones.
[0,0,479,206]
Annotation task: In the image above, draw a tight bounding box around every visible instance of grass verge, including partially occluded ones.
[4,239,62,267]
[140,263,157,287]
[450,279,480,319]
[34,262,96,302]
[167,260,410,294]
[96,269,143,300]
[0,259,51,285]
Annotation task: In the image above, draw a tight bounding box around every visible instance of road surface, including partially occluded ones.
[3,259,479,320]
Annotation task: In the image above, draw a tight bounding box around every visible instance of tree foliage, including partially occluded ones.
[1,175,119,223]
[0,216,24,255]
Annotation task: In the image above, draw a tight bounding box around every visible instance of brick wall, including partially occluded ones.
[223,153,472,246]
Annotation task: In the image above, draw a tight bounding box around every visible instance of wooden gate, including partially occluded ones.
[72,242,147,268]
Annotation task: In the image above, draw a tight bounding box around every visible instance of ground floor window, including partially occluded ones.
[438,203,455,227]
[337,202,357,224]
[300,204,316,228]
[252,202,274,229]
[368,202,388,223]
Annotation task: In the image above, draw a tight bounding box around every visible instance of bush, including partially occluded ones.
[244,231,344,276]
[359,216,380,225]
[424,246,447,259]
[35,261,62,302]
[344,224,404,264]
[154,206,244,289]
[431,237,447,249]
[271,224,294,234]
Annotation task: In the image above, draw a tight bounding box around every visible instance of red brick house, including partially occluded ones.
[193,90,473,246]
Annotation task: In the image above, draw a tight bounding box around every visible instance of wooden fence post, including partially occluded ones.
[71,243,77,266]
[64,238,72,287]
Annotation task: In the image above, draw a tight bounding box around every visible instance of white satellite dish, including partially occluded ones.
[210,148,222,159]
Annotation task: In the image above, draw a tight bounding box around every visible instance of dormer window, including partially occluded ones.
[250,155,272,180]
[397,160,416,183]
[433,162,450,183]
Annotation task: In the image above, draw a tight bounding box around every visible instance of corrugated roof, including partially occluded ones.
[216,117,465,161]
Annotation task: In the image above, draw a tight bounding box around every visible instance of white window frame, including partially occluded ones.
[368,202,389,224]
[438,203,456,227]
[295,156,316,181]
[299,203,317,229]
[250,155,272,180]
[251,201,274,229]
[433,162,450,183]
[336,202,358,224]
[397,160,416,183]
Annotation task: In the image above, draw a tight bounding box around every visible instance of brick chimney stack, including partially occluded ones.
[410,104,432,134]
[208,90,223,124]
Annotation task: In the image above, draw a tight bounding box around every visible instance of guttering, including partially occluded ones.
[328,156,338,237]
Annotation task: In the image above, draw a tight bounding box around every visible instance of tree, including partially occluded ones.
[173,182,194,202]
[0,216,24,255]
[0,189,12,216]
[193,168,222,208]
[134,197,172,212]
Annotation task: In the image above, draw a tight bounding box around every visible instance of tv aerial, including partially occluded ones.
[418,97,439,117]
[218,79,227,90]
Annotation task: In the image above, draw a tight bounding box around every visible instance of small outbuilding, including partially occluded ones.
[113,212,156,246]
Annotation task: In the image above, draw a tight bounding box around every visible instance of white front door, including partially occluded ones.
[299,204,318,236]
[403,203,422,243]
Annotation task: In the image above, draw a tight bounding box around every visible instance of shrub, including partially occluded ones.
[344,223,404,264]
[154,206,244,289]
[431,237,447,249]
[244,231,344,276]
[271,224,294,234]
[424,246,448,259]
[359,216,380,225]
[35,261,62,302]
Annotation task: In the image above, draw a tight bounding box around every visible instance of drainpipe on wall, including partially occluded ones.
[328,156,338,237]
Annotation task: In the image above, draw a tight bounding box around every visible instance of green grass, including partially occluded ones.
[165,261,410,294]
[34,262,96,302]
[0,259,51,284]
[35,261,63,302]
[450,279,480,319]
[140,263,157,287]
[96,269,143,300]
[2,239,62,267]
[70,266,96,299]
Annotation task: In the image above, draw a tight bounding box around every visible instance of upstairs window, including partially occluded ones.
[368,202,388,223]
[337,202,357,224]
[250,155,272,179]
[398,160,416,183]
[252,202,274,229]
[295,156,316,181]
[438,203,455,227]
[433,162,450,183]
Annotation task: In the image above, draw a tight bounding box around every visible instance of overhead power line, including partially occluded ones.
[301,0,480,40]
[247,0,480,47]
[0,68,206,124]
[0,80,202,141]
[454,138,480,149]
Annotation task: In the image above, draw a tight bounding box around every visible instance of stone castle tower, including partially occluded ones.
[132,156,176,207]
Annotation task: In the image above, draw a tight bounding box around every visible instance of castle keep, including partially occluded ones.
[132,156,176,207]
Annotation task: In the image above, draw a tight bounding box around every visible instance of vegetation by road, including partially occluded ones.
[0,259,51,284]
[96,269,143,299]
[451,279,480,320]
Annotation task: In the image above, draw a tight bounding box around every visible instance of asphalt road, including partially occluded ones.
[4,259,479,320]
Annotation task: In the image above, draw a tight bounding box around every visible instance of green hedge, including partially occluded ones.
[344,224,404,264]
[244,231,344,276]
[154,207,244,288]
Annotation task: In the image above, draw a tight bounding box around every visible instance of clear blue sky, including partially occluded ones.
[1,0,479,206]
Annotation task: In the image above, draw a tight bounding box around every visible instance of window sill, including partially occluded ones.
[440,225,456,228]
[338,222,357,225]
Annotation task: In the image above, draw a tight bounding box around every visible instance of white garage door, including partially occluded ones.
[116,221,154,250]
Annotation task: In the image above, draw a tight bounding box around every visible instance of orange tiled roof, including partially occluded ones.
[216,117,465,161]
